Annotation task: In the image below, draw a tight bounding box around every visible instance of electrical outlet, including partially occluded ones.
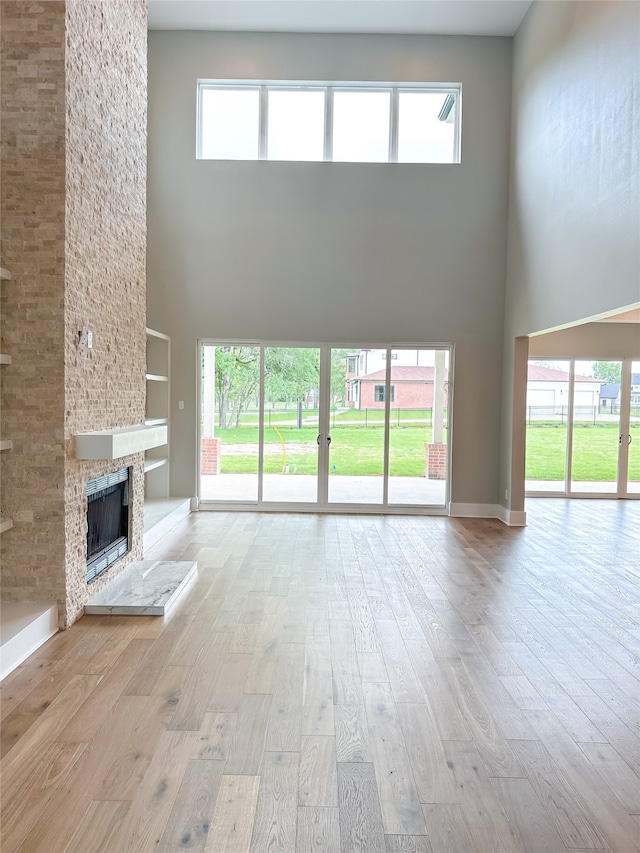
[505,489,509,500]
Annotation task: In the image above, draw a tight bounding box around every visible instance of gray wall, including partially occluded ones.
[147,31,513,504]
[501,0,640,511]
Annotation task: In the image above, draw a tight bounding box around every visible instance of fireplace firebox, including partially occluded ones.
[86,468,130,582]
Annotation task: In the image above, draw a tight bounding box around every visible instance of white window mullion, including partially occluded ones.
[453,88,462,164]
[389,88,399,162]
[259,86,268,160]
[325,87,333,162]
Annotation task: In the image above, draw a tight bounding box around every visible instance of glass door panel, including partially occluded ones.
[200,343,260,502]
[570,360,621,494]
[327,347,385,504]
[388,347,448,506]
[261,347,321,503]
[626,360,640,494]
[525,359,570,493]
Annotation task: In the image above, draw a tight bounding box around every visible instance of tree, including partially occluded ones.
[264,348,319,408]
[592,361,622,385]
[215,346,260,429]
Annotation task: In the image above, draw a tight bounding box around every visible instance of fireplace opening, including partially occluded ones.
[86,468,130,583]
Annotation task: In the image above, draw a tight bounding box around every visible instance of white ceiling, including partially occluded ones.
[147,1,533,37]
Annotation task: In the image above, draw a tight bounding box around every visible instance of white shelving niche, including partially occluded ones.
[1,266,13,534]
[145,328,170,498]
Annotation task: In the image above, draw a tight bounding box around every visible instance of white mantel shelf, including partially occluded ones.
[75,424,168,460]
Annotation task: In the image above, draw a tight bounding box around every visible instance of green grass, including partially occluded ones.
[526,422,640,482]
[207,421,640,482]
[214,425,442,476]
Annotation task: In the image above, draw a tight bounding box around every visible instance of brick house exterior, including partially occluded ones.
[351,366,448,409]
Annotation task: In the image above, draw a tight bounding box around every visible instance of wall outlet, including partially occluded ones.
[178,400,184,410]
[505,489,509,500]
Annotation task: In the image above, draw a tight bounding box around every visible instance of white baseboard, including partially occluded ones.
[495,505,527,527]
[448,503,527,526]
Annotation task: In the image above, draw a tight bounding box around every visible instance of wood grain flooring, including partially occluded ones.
[1,499,639,852]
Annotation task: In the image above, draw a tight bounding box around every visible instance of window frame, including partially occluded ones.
[197,80,461,164]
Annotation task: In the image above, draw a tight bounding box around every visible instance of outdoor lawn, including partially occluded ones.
[213,424,441,477]
[526,422,640,481]
[207,421,640,483]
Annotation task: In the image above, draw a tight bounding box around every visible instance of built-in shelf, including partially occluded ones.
[0,517,14,534]
[0,354,11,365]
[0,267,11,281]
[145,329,171,499]
[0,439,12,451]
[75,423,168,460]
[144,457,168,474]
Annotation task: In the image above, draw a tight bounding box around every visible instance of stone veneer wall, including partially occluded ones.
[1,0,148,627]
[63,0,147,626]
[0,2,68,610]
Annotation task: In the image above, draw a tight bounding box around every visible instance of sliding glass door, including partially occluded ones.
[199,342,451,511]
[525,357,638,498]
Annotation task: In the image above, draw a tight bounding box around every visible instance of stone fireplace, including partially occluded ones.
[0,0,149,627]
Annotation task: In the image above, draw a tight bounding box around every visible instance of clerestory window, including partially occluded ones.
[198,81,461,164]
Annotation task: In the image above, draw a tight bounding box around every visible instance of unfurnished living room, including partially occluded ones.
[1,0,639,851]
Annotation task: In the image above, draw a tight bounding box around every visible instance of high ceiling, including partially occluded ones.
[147,1,533,37]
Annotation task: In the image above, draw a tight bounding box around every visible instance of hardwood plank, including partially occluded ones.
[97,664,191,801]
[509,737,609,849]
[207,653,252,713]
[299,735,338,807]
[250,750,300,852]
[0,673,101,793]
[58,638,154,742]
[578,741,640,814]
[0,740,86,852]
[335,704,372,763]
[265,642,305,751]
[1,711,37,758]
[524,709,639,852]
[204,774,260,853]
[403,640,472,742]
[302,635,335,737]
[11,695,149,853]
[109,729,195,851]
[363,682,426,835]
[357,652,389,683]
[421,803,479,853]
[64,800,131,853]
[156,759,225,852]
[491,776,567,852]
[440,739,521,852]
[243,599,286,694]
[192,712,238,761]
[396,702,459,804]
[168,633,232,730]
[224,693,272,775]
[374,621,425,703]
[330,620,364,706]
[385,835,433,852]
[296,806,341,853]
[337,762,386,853]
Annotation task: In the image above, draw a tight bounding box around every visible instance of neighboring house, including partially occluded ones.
[631,373,640,406]
[599,383,621,410]
[526,364,604,410]
[349,366,448,410]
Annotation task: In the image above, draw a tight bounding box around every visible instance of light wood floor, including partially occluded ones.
[1,500,639,852]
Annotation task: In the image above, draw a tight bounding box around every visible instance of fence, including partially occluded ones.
[526,405,640,425]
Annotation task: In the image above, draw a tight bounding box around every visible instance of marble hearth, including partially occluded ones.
[84,560,197,616]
